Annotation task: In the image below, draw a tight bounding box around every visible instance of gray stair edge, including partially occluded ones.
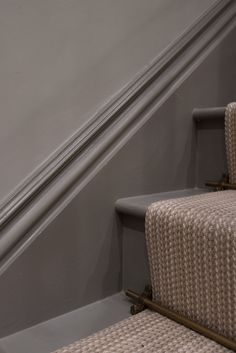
[115,188,209,218]
[0,292,131,353]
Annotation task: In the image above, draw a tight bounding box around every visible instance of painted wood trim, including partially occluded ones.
[193,107,226,121]
[0,0,235,273]
[0,0,234,229]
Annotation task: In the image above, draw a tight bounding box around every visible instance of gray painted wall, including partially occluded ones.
[0,23,235,337]
[0,0,215,202]
[196,119,227,186]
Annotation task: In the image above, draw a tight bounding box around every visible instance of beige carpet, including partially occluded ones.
[53,103,236,352]
[225,102,236,183]
[146,189,236,341]
[53,310,231,352]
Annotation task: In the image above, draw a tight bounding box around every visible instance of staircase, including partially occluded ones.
[50,105,236,352]
[0,1,236,351]
[116,188,208,292]
[1,106,235,352]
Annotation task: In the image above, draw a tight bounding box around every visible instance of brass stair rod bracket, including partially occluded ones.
[126,289,236,352]
[205,180,236,190]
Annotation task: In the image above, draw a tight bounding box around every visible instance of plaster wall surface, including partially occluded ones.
[0,0,215,202]
[0,24,235,337]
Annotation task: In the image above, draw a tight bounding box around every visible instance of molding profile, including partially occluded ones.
[0,0,235,270]
[0,0,234,229]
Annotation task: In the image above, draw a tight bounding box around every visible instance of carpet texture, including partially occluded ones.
[52,103,236,352]
[225,102,236,184]
[53,310,231,352]
[146,190,236,341]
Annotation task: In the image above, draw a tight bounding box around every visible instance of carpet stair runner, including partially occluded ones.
[53,103,236,352]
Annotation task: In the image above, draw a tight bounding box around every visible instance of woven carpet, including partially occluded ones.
[53,310,231,352]
[225,102,236,183]
[53,103,236,352]
[144,102,236,341]
[146,190,236,341]
[54,190,236,353]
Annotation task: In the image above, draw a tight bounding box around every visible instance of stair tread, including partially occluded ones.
[0,293,130,353]
[53,309,230,353]
[116,188,208,218]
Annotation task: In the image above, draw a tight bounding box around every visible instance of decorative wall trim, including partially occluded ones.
[0,0,235,267]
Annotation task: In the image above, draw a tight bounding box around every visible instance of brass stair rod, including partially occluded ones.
[126,289,236,352]
[205,181,236,190]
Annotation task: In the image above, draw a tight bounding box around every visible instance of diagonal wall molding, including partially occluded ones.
[0,0,234,229]
[0,0,235,272]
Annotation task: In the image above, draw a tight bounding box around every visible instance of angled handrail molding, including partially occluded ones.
[0,0,235,231]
